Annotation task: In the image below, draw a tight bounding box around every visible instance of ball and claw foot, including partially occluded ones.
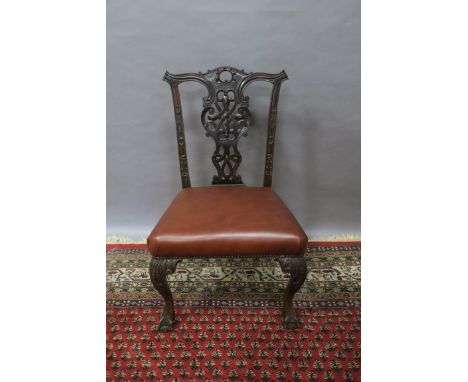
[158,311,176,332]
[283,310,301,330]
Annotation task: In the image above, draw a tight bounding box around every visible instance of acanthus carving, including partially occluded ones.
[149,258,181,331]
[276,257,307,329]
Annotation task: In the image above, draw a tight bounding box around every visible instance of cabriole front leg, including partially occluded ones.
[276,257,307,329]
[149,258,181,332]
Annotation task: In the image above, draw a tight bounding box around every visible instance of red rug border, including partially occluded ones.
[106,241,361,250]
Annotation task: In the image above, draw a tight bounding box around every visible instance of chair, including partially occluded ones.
[147,66,308,331]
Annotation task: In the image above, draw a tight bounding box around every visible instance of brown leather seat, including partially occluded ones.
[147,186,308,258]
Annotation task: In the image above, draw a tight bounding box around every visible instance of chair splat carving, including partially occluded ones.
[163,66,288,187]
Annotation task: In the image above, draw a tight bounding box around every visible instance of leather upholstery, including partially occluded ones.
[147,186,308,258]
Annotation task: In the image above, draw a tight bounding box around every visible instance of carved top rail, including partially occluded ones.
[163,66,288,188]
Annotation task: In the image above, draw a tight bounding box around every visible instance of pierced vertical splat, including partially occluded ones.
[163,67,287,186]
[200,67,251,184]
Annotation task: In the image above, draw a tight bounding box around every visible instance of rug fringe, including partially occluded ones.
[307,233,361,242]
[106,233,361,244]
[106,235,147,244]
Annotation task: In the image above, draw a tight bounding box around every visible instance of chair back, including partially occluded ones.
[163,66,288,187]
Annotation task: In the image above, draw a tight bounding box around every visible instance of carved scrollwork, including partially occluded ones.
[199,67,252,184]
[163,66,288,186]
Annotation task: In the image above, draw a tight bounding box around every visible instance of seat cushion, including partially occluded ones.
[147,186,307,258]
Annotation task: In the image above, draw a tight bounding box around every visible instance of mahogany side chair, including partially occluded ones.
[147,66,308,331]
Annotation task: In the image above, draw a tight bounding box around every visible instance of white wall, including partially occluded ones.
[107,0,360,239]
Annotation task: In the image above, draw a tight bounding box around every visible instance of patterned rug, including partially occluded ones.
[106,242,361,381]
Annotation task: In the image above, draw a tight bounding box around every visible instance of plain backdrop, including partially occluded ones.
[107,0,360,239]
